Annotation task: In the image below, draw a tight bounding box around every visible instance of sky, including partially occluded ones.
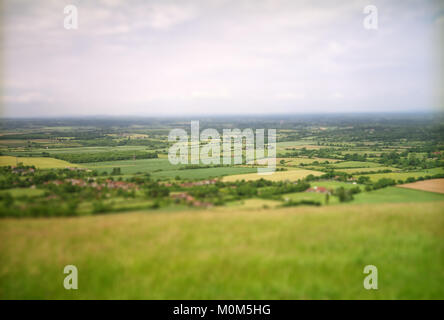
[1,0,443,117]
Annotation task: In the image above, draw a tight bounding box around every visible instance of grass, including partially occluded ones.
[275,157,339,166]
[329,161,383,169]
[30,146,152,154]
[227,198,281,209]
[152,166,257,180]
[0,188,45,198]
[0,156,79,169]
[84,158,257,179]
[310,181,361,190]
[352,186,444,204]
[0,202,443,299]
[222,169,324,182]
[84,158,178,174]
[335,167,399,174]
[283,192,337,205]
[357,168,444,182]
[276,141,323,154]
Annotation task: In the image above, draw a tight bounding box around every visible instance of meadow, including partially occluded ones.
[357,168,444,182]
[0,156,79,169]
[84,158,258,179]
[1,202,443,299]
[352,186,444,204]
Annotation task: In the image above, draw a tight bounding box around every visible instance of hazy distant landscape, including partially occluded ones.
[1,0,443,301]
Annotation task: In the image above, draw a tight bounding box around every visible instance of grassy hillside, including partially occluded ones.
[1,202,443,299]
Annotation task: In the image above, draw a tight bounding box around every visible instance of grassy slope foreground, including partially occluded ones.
[0,202,443,299]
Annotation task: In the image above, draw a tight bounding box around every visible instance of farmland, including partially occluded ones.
[0,115,443,299]
[357,168,444,182]
[398,178,444,194]
[222,169,324,182]
[0,156,79,169]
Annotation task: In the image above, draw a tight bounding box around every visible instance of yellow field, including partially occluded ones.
[398,178,444,194]
[222,168,324,182]
[0,156,79,169]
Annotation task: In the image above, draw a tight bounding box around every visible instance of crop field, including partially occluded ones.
[335,167,399,174]
[0,156,79,169]
[38,146,153,154]
[275,157,340,166]
[222,169,324,182]
[84,158,179,174]
[83,158,257,179]
[226,198,281,209]
[398,179,444,194]
[357,168,444,182]
[329,161,383,169]
[151,166,258,180]
[283,191,337,205]
[308,181,361,190]
[1,202,443,299]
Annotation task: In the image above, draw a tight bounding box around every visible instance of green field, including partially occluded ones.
[330,161,383,169]
[0,156,79,169]
[151,166,257,180]
[38,146,153,154]
[1,202,443,299]
[310,181,361,190]
[335,167,399,174]
[358,168,444,182]
[275,157,340,166]
[283,191,338,205]
[0,188,45,198]
[84,158,257,179]
[353,186,444,204]
[84,158,178,174]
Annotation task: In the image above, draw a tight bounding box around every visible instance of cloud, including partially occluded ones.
[1,0,442,117]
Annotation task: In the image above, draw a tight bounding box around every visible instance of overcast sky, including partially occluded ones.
[1,0,443,117]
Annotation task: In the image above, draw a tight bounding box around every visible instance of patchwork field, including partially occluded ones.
[335,167,399,174]
[275,157,340,166]
[1,202,443,299]
[222,169,324,182]
[329,161,383,169]
[398,179,444,194]
[1,116,443,300]
[353,186,444,204]
[84,158,257,179]
[0,156,79,169]
[84,158,179,174]
[357,168,444,182]
[152,166,258,180]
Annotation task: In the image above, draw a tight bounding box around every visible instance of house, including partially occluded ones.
[306,186,330,194]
